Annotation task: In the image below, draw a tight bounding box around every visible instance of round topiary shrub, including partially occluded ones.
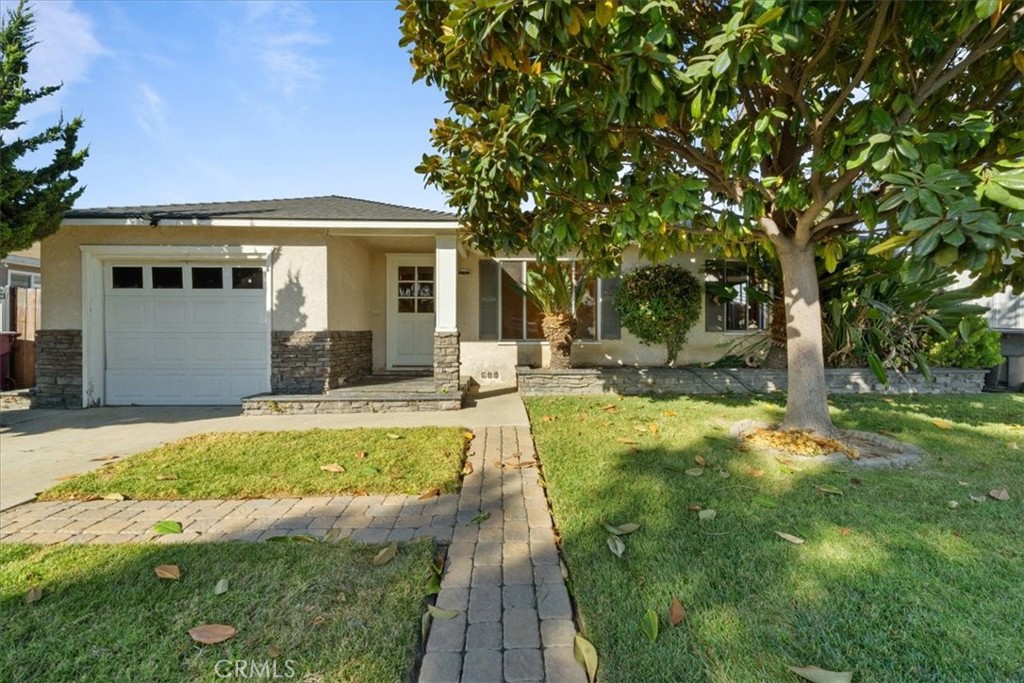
[925,315,1004,368]
[613,264,702,365]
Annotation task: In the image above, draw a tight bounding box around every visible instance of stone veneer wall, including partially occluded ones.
[33,330,83,408]
[434,331,461,392]
[517,366,988,396]
[271,330,371,394]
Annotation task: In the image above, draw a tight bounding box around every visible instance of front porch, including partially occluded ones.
[242,373,464,415]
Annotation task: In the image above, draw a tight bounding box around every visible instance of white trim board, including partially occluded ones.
[65,218,459,231]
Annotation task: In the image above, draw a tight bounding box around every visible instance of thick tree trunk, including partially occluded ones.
[542,312,575,370]
[774,237,840,438]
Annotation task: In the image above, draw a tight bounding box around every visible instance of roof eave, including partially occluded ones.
[61,217,461,231]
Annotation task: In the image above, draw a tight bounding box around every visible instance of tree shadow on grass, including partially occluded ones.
[0,540,432,683]
[529,394,1023,682]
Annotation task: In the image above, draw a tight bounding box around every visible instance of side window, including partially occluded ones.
[705,260,769,332]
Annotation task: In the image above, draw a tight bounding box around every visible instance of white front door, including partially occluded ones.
[387,254,435,367]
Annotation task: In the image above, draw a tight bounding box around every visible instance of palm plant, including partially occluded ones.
[512,263,593,369]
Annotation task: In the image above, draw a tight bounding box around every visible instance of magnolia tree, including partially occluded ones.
[401,0,1024,438]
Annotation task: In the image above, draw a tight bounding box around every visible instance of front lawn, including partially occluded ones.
[39,427,468,500]
[528,394,1023,682]
[0,540,434,683]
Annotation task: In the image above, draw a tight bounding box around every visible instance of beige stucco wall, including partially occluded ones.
[326,236,371,331]
[40,225,329,331]
[458,246,766,383]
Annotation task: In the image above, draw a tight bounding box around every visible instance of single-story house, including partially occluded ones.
[1,244,42,333]
[36,195,769,408]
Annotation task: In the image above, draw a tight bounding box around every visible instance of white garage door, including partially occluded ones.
[104,263,270,405]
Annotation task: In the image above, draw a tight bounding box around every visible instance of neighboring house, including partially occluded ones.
[36,195,765,408]
[975,284,1024,391]
[0,244,42,332]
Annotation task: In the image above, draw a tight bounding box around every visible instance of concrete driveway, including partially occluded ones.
[0,387,528,511]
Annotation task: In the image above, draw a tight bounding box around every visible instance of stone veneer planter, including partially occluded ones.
[271,330,372,394]
[241,391,463,415]
[33,330,83,408]
[517,366,988,396]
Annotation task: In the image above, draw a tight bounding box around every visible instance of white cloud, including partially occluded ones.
[23,1,104,93]
[227,1,328,96]
[133,83,167,136]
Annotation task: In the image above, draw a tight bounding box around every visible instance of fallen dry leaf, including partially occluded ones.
[932,419,954,430]
[462,461,474,476]
[1009,442,1019,450]
[55,474,78,481]
[189,624,237,645]
[463,430,475,440]
[213,579,229,595]
[267,645,282,658]
[355,450,367,460]
[989,487,1011,501]
[606,535,625,557]
[574,633,598,683]
[600,404,616,412]
[616,438,638,445]
[102,493,126,501]
[155,474,178,481]
[694,455,707,466]
[970,494,986,503]
[419,487,441,500]
[372,542,399,567]
[686,503,703,512]
[746,467,765,478]
[839,527,852,537]
[633,425,648,434]
[24,587,42,604]
[427,604,459,619]
[663,410,677,417]
[386,433,402,440]
[542,415,556,422]
[685,467,705,477]
[669,597,686,626]
[775,531,805,545]
[947,500,959,509]
[154,564,180,580]
[648,423,659,434]
[698,509,717,521]
[90,455,119,462]
[319,463,346,474]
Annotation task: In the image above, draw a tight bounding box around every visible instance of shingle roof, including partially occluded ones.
[65,195,456,222]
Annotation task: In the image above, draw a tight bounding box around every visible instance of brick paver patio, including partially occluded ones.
[0,424,587,682]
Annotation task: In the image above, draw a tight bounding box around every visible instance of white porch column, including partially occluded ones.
[434,235,458,332]
[433,235,460,393]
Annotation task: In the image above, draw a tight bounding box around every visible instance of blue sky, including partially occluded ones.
[4,0,452,211]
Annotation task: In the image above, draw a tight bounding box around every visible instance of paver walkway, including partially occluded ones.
[419,426,587,683]
[0,423,587,682]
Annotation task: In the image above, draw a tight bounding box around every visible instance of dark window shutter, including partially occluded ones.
[705,259,725,332]
[599,276,621,340]
[479,259,499,340]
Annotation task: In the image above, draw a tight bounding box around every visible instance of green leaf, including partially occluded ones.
[426,604,459,619]
[574,634,599,683]
[867,352,888,385]
[754,6,786,26]
[152,520,183,535]
[640,608,659,642]
[469,511,491,525]
[604,522,641,535]
[595,0,617,27]
[815,485,844,496]
[786,665,853,683]
[711,50,732,78]
[974,0,1000,20]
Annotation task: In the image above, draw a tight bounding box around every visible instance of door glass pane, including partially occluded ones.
[232,267,264,290]
[112,267,143,289]
[417,282,434,298]
[398,298,415,313]
[152,267,183,289]
[399,283,415,297]
[398,266,415,281]
[417,299,434,313]
[192,267,223,289]
[417,266,434,281]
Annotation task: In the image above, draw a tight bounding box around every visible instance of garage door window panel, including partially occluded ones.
[112,267,144,289]
[192,267,224,289]
[232,267,263,290]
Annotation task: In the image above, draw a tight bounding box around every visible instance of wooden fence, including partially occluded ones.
[10,287,40,389]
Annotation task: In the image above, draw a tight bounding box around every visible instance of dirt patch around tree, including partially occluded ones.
[730,419,925,469]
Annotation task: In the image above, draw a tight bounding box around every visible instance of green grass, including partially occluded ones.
[40,427,468,500]
[0,540,435,683]
[527,394,1024,682]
